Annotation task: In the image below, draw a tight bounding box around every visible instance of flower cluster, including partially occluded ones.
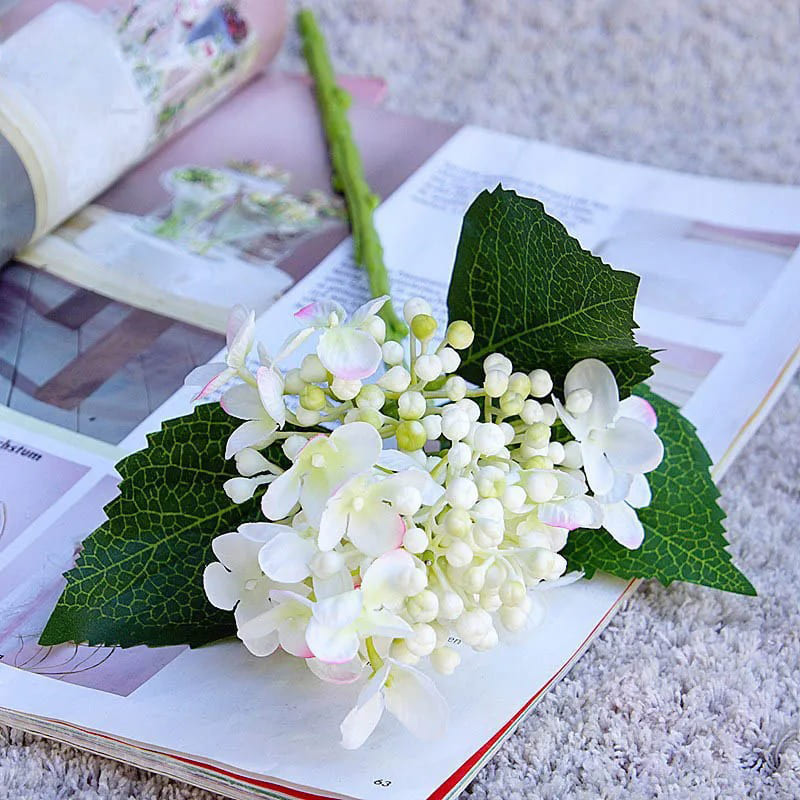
[190,295,664,748]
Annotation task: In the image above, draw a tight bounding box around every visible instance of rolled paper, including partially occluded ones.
[0,0,286,260]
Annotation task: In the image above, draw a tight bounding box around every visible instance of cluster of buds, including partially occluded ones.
[189,295,664,748]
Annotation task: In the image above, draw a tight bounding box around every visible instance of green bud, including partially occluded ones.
[300,384,326,411]
[499,391,524,416]
[411,313,438,341]
[396,420,427,451]
[525,421,551,449]
[446,320,474,350]
[525,455,554,470]
[356,408,384,429]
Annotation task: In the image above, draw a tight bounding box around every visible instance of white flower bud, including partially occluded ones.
[406,622,437,657]
[415,354,442,383]
[565,387,593,415]
[473,423,506,456]
[438,347,461,373]
[448,441,473,470]
[500,605,528,632]
[474,497,505,523]
[378,365,411,393]
[398,390,426,420]
[520,399,543,424]
[473,519,504,548]
[541,403,558,426]
[356,383,385,410]
[331,377,361,401]
[446,476,479,510]
[484,369,509,398]
[393,485,423,516]
[499,391,524,416]
[438,590,465,620]
[455,608,492,645]
[407,567,428,595]
[444,375,467,401]
[476,466,505,498]
[484,562,507,589]
[283,435,307,461]
[464,565,486,593]
[457,398,481,423]
[508,372,532,397]
[483,353,513,376]
[422,414,442,440]
[310,550,345,579]
[299,353,328,383]
[561,440,584,469]
[407,590,439,623]
[403,296,432,324]
[235,447,270,477]
[441,408,471,442]
[500,422,515,444]
[526,471,559,503]
[502,484,527,512]
[446,320,474,350]
[547,441,565,464]
[445,539,474,568]
[525,422,551,449]
[403,525,428,554]
[362,314,386,344]
[295,407,321,426]
[479,589,502,612]
[390,639,420,665]
[529,369,553,398]
[499,580,527,607]
[284,368,306,394]
[529,548,567,580]
[431,646,461,675]
[382,340,405,366]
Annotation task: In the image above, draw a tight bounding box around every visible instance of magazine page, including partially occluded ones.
[2,125,799,800]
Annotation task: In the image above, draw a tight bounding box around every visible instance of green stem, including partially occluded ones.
[298,9,407,341]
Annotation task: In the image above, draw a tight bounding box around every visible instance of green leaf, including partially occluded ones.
[447,186,656,395]
[562,386,756,596]
[40,403,286,649]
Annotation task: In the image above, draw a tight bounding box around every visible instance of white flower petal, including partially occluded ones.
[347,505,406,557]
[294,299,346,327]
[306,620,361,664]
[258,530,315,583]
[312,569,355,601]
[581,440,616,495]
[602,417,664,475]
[211,531,261,575]
[384,662,448,741]
[240,629,280,658]
[364,608,413,639]
[225,420,277,460]
[538,496,602,530]
[594,470,634,505]
[261,467,302,520]
[226,305,251,348]
[312,589,363,629]
[279,617,314,658]
[203,562,241,610]
[552,395,587,440]
[340,685,386,749]
[277,326,317,361]
[377,449,422,472]
[227,309,256,368]
[317,495,349,551]
[602,501,645,549]
[361,549,416,609]
[257,366,286,428]
[187,364,236,400]
[220,383,265,420]
[387,469,445,506]
[350,295,390,326]
[307,657,364,685]
[330,422,383,473]
[626,473,652,509]
[237,522,286,544]
[185,362,227,388]
[564,358,619,430]
[618,394,659,430]
[317,328,382,380]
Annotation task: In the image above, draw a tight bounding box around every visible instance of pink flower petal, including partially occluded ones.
[618,395,658,430]
[602,501,645,549]
[317,327,382,380]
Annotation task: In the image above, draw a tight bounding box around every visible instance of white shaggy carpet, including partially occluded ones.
[3,1,799,797]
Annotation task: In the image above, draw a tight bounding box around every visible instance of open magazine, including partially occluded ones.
[3,15,800,800]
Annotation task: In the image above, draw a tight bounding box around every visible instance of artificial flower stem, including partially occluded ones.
[298,9,407,341]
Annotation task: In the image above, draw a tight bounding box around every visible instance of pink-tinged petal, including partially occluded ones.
[347,505,405,557]
[361,549,417,609]
[626,473,652,509]
[350,295,390,326]
[258,530,315,583]
[261,467,302,520]
[226,305,251,348]
[225,420,276,460]
[318,497,349,551]
[317,327,382,380]
[294,299,346,326]
[220,383,264,420]
[538,496,602,530]
[340,685,386,749]
[226,309,256,368]
[211,531,261,575]
[330,422,383,472]
[257,366,286,428]
[240,629,280,658]
[187,364,236,400]
[618,395,658,430]
[602,417,664,474]
[203,562,241,610]
[564,359,619,430]
[312,589,363,629]
[552,395,587,440]
[279,617,314,658]
[306,620,361,664]
[277,326,317,361]
[602,501,645,549]
[384,662,448,741]
[593,470,633,505]
[364,608,413,639]
[581,440,615,495]
[185,362,227,388]
[307,657,364,685]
